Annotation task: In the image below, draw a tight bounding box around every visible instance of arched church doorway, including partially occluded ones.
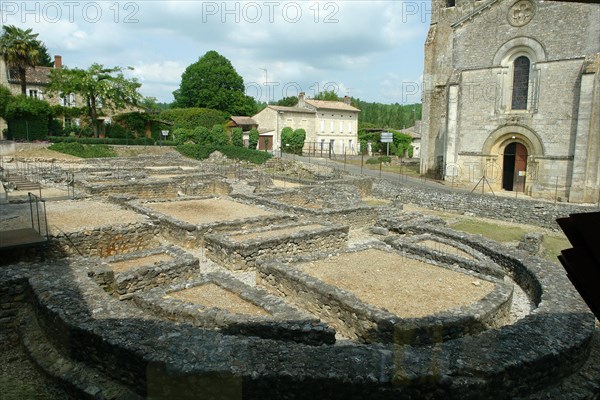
[502,142,528,192]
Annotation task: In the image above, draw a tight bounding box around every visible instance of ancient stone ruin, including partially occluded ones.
[0,152,597,399]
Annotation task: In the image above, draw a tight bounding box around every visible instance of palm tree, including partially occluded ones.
[0,25,41,95]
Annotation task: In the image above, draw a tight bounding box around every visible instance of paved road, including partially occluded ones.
[280,153,481,194]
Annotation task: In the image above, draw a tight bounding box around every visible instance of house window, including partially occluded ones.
[511,56,530,110]
[348,122,353,134]
[447,0,455,7]
[320,120,325,133]
[340,121,344,133]
[28,89,39,99]
[349,139,353,151]
[330,121,334,133]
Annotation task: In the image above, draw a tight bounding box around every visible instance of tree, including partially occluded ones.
[37,42,53,67]
[0,25,41,95]
[47,63,142,137]
[173,50,256,115]
[313,90,341,101]
[281,126,306,155]
[0,85,12,118]
[276,96,298,107]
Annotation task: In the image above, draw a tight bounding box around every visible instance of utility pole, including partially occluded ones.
[260,68,268,104]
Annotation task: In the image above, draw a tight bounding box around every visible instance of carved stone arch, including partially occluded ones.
[493,37,547,66]
[482,125,545,157]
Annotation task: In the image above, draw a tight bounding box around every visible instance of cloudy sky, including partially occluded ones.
[1,1,431,104]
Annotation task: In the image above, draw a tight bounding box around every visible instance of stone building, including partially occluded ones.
[420,0,600,203]
[252,93,360,155]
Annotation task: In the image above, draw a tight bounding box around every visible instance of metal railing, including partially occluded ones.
[28,192,49,241]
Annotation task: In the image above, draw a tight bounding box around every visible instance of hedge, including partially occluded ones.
[177,144,272,164]
[49,137,165,146]
[48,142,118,158]
[160,108,228,130]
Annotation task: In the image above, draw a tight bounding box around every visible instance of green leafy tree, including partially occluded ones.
[313,90,341,101]
[248,128,259,150]
[281,126,305,154]
[47,63,142,137]
[231,127,243,147]
[276,96,298,107]
[0,85,12,118]
[37,42,53,67]
[173,50,256,115]
[0,25,42,94]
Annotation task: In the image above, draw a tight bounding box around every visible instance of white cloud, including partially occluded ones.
[1,0,429,103]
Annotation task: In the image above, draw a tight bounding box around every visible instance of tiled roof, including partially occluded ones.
[230,116,257,126]
[8,66,53,85]
[268,105,315,113]
[304,99,360,112]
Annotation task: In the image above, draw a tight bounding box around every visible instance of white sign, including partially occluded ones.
[161,130,169,137]
[381,132,393,143]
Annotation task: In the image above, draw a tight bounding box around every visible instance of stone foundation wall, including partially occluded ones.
[257,246,513,345]
[88,246,199,300]
[374,180,598,230]
[0,272,28,337]
[2,243,594,400]
[127,197,295,250]
[234,193,379,228]
[48,221,160,258]
[204,222,349,271]
[134,272,335,345]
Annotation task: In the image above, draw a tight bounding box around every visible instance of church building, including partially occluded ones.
[420,0,599,203]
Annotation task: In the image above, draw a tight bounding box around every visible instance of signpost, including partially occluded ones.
[381,132,393,156]
[161,130,169,146]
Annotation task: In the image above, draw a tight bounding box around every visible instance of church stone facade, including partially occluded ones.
[420,0,600,204]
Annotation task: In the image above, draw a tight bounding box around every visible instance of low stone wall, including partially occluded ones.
[383,232,505,280]
[48,220,160,258]
[204,222,349,271]
[234,193,379,228]
[127,197,295,250]
[0,271,28,338]
[79,174,232,199]
[80,179,181,198]
[2,229,595,399]
[88,246,199,300]
[257,245,513,345]
[374,180,599,230]
[134,272,335,345]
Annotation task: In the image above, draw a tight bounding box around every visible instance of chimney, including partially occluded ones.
[297,92,305,108]
[343,95,351,105]
[54,55,62,69]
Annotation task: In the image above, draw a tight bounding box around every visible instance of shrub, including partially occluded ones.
[366,156,391,165]
[193,126,210,145]
[48,142,117,158]
[281,127,305,155]
[176,144,272,164]
[174,128,194,144]
[4,95,52,140]
[160,108,228,130]
[231,127,243,147]
[248,128,259,149]
[210,124,229,146]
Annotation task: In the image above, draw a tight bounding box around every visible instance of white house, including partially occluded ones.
[252,92,361,155]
